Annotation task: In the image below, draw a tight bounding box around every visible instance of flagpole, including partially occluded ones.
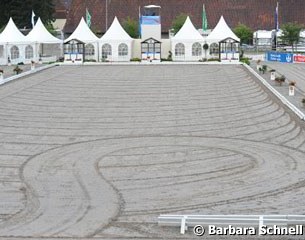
[106,0,108,31]
[275,2,279,51]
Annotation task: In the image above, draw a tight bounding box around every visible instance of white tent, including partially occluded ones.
[65,17,99,61]
[0,18,34,65]
[100,17,133,62]
[26,18,62,63]
[206,16,240,61]
[206,16,240,43]
[27,18,62,44]
[171,16,204,61]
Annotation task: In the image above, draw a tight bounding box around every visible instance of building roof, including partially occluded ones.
[206,16,239,42]
[26,18,62,43]
[172,16,204,41]
[64,0,305,34]
[100,17,132,41]
[0,18,29,44]
[54,0,69,19]
[65,17,99,43]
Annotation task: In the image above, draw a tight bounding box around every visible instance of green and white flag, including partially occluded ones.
[86,8,92,27]
[202,4,208,31]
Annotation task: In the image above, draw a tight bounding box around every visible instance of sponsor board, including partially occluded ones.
[266,52,293,63]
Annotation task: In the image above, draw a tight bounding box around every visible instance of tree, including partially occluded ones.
[32,0,55,26]
[171,14,188,34]
[122,17,139,38]
[0,0,55,29]
[233,23,253,44]
[280,22,303,52]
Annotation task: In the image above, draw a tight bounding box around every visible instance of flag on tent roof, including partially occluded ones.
[31,11,36,28]
[86,8,92,27]
[202,4,208,31]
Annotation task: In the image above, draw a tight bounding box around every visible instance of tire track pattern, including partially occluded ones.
[0,65,304,239]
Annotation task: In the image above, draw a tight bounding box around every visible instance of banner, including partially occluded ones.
[141,16,160,25]
[294,54,305,63]
[266,52,293,63]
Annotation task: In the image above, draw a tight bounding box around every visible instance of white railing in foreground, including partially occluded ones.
[158,215,305,234]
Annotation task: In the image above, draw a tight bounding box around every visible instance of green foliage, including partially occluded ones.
[90,26,101,37]
[280,22,303,52]
[13,65,23,74]
[240,57,250,65]
[130,58,141,62]
[0,0,55,29]
[171,14,188,34]
[122,17,139,38]
[207,58,220,62]
[233,23,253,44]
[45,22,57,36]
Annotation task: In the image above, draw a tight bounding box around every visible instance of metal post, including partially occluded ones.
[259,216,264,235]
[106,0,108,31]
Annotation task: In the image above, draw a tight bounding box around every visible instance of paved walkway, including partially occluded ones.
[251,61,305,114]
[0,65,304,239]
[0,64,47,79]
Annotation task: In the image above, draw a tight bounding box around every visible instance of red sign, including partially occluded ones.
[294,55,305,63]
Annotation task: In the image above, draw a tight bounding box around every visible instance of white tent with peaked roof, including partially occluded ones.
[27,18,62,44]
[206,16,240,42]
[0,18,29,44]
[0,18,35,65]
[65,17,99,62]
[206,16,240,62]
[100,17,133,62]
[171,16,205,61]
[26,18,62,63]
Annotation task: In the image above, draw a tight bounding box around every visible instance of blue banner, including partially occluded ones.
[141,16,160,25]
[266,52,293,63]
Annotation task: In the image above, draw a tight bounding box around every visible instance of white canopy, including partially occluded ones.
[0,18,29,44]
[172,16,204,41]
[144,5,161,8]
[100,17,132,41]
[253,30,272,39]
[26,18,62,44]
[206,16,240,42]
[65,17,99,43]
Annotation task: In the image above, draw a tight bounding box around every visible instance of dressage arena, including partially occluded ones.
[0,64,305,239]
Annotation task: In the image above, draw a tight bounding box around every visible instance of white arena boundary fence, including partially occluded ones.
[158,215,305,234]
[243,63,305,121]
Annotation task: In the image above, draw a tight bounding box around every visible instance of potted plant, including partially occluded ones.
[256,59,261,70]
[289,81,296,96]
[262,65,267,74]
[275,75,286,86]
[0,69,4,81]
[203,43,209,59]
[302,98,305,107]
[31,60,35,70]
[13,65,23,75]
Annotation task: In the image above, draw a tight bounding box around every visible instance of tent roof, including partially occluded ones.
[26,18,62,44]
[206,16,240,42]
[65,17,99,43]
[100,17,132,41]
[0,18,29,44]
[172,16,204,41]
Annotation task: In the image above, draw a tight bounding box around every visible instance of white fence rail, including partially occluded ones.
[243,63,305,121]
[158,215,305,234]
